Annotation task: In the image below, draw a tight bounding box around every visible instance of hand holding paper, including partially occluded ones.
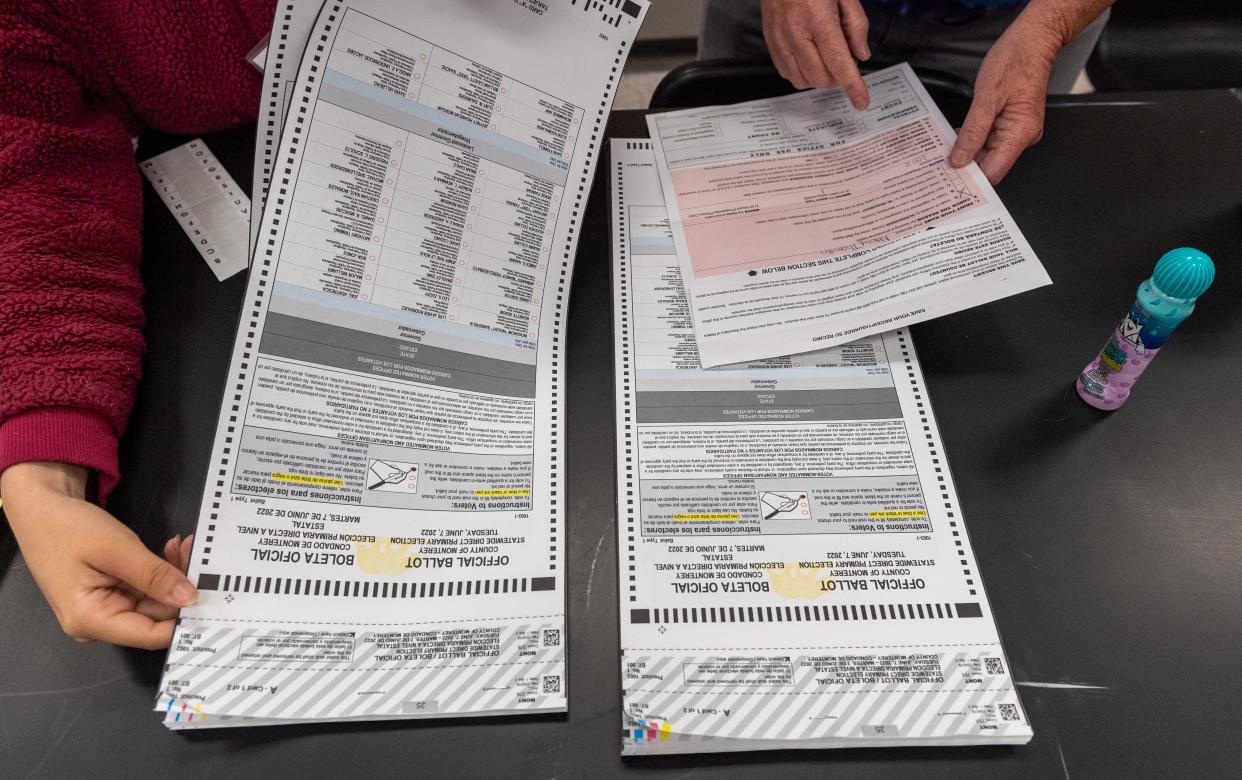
[949,19,1053,184]
[1,462,196,650]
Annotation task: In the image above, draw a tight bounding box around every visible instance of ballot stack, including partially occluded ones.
[608,64,1042,753]
[150,0,650,729]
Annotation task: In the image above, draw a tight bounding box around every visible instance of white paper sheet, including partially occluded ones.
[646,64,1051,367]
[141,139,251,280]
[155,0,648,727]
[611,140,1031,753]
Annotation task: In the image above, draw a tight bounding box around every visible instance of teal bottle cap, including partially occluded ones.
[1152,247,1214,301]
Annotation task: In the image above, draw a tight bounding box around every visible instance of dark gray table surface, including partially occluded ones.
[2,91,1240,778]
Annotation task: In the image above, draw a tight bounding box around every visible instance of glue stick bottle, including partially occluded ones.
[1077,248,1214,410]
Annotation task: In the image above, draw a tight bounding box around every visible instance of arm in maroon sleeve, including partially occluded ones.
[0,7,146,501]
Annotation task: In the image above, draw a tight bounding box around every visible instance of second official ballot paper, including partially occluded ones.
[646,63,1050,368]
[155,0,648,726]
[611,141,1031,753]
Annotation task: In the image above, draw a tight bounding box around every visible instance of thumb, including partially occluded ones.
[92,529,199,608]
[949,97,997,168]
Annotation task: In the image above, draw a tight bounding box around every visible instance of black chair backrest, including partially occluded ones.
[1087,4,1242,91]
[650,58,974,127]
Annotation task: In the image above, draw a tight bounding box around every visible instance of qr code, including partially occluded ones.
[999,703,1020,721]
[542,629,561,647]
[984,657,1005,675]
[542,675,561,694]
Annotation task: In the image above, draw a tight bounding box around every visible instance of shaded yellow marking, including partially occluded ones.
[356,537,414,576]
[674,513,740,521]
[767,561,830,600]
[868,510,928,518]
[474,488,531,497]
[272,472,343,488]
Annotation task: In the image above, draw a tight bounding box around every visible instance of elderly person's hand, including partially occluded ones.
[760,0,872,109]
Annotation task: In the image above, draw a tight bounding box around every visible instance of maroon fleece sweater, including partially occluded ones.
[0,0,275,500]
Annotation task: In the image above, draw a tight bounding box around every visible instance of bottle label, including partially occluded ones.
[1078,303,1162,405]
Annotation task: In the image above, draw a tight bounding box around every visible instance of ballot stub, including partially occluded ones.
[610,140,1031,753]
[645,63,1051,368]
[155,0,648,727]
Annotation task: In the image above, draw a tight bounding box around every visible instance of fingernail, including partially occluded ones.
[174,582,198,607]
[949,151,966,166]
[172,534,182,546]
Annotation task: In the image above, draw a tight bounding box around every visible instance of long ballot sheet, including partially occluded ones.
[646,64,1050,367]
[156,0,649,727]
[611,140,1031,753]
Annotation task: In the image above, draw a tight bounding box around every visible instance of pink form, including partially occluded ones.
[672,117,985,278]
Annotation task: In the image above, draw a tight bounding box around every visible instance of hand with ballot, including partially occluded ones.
[1,463,198,649]
[0,2,269,648]
[704,0,1114,182]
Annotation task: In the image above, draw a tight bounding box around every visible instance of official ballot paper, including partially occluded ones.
[155,0,649,728]
[610,140,1031,753]
[646,63,1050,368]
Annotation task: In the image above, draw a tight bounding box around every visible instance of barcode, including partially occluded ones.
[542,675,561,694]
[999,703,1020,721]
[985,657,1005,675]
[543,629,561,647]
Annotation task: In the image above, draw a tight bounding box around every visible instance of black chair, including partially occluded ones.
[650,58,974,127]
[1087,2,1242,90]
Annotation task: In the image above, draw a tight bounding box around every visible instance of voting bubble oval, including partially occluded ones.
[364,274,373,281]
[407,92,417,98]
[360,294,369,301]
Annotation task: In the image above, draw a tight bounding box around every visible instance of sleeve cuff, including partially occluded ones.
[0,407,120,503]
